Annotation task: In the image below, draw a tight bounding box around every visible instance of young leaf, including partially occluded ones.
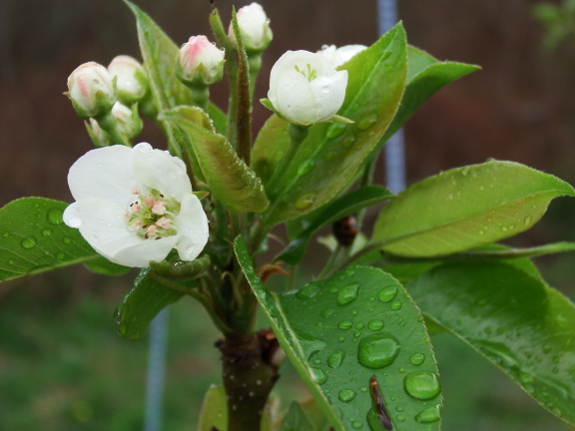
[373,160,575,257]
[235,236,442,431]
[161,106,269,213]
[279,402,315,431]
[84,255,130,276]
[0,197,109,283]
[259,24,408,225]
[407,261,575,425]
[276,186,393,265]
[115,267,190,340]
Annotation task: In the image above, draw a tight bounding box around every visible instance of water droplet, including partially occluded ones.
[296,283,321,299]
[358,332,401,369]
[324,151,337,160]
[62,236,71,244]
[321,308,335,318]
[478,229,485,235]
[339,320,353,329]
[310,367,327,384]
[378,285,397,303]
[47,209,63,225]
[342,135,357,148]
[476,340,518,369]
[354,331,362,337]
[357,113,378,130]
[328,350,346,368]
[297,160,314,176]
[368,320,384,331]
[295,193,316,210]
[21,237,36,249]
[338,283,359,306]
[339,389,356,402]
[41,228,52,237]
[352,421,363,429]
[404,372,441,400]
[415,404,441,423]
[525,384,535,394]
[410,353,425,365]
[390,301,402,310]
[356,322,365,329]
[327,122,347,139]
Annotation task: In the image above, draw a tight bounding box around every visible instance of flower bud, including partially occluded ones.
[317,44,368,69]
[86,118,113,148]
[66,62,116,119]
[112,102,143,141]
[267,50,348,126]
[228,2,273,53]
[177,36,225,86]
[107,55,149,104]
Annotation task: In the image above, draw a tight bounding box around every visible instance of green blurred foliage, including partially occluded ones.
[532,0,575,49]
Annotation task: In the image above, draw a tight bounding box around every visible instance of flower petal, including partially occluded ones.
[111,235,179,268]
[68,145,144,207]
[173,194,210,261]
[131,142,192,199]
[310,70,348,122]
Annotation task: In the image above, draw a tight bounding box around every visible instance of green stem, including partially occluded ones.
[189,84,210,112]
[332,240,385,276]
[317,245,343,281]
[94,111,131,147]
[248,53,262,97]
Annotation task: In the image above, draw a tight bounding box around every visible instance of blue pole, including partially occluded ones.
[144,308,169,431]
[377,0,406,194]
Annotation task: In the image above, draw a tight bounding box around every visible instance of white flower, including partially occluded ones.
[107,55,149,103]
[267,50,348,126]
[317,44,367,68]
[67,62,116,118]
[228,2,273,52]
[63,143,209,267]
[178,35,225,86]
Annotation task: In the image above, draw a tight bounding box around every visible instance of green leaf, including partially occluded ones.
[298,397,332,431]
[373,160,575,257]
[234,236,442,431]
[407,261,575,425]
[84,255,130,276]
[0,197,108,283]
[252,114,290,185]
[276,186,393,265]
[208,103,228,135]
[161,106,269,213]
[115,267,189,340]
[279,402,315,431]
[259,24,408,225]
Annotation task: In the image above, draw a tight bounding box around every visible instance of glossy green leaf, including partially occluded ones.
[84,255,130,276]
[115,267,189,340]
[259,24,408,225]
[235,236,442,431]
[374,160,575,257]
[367,47,479,160]
[161,106,269,213]
[0,197,110,283]
[276,186,393,265]
[280,402,315,431]
[407,261,575,425]
[299,397,332,431]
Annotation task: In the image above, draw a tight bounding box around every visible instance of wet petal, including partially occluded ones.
[173,194,209,261]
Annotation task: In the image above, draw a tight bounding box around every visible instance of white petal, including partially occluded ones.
[310,70,348,122]
[131,142,192,199]
[173,194,209,261]
[111,234,179,268]
[68,145,144,207]
[270,71,319,125]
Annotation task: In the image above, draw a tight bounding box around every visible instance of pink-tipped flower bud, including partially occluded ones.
[228,3,273,53]
[107,55,149,104]
[66,62,116,119]
[177,36,225,86]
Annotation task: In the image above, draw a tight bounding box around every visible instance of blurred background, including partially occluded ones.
[1,0,575,429]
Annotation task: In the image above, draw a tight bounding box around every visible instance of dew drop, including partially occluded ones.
[352,421,363,429]
[378,285,397,303]
[2,232,9,238]
[296,283,321,299]
[404,371,441,400]
[358,332,401,369]
[310,367,328,384]
[297,160,314,176]
[113,305,123,325]
[415,404,441,423]
[339,320,353,329]
[295,193,316,210]
[338,283,360,306]
[339,389,356,402]
[56,252,66,260]
[410,353,425,365]
[41,228,52,237]
[390,300,402,310]
[368,320,384,331]
[328,350,346,368]
[47,209,63,225]
[342,135,357,148]
[357,113,378,130]
[327,122,347,139]
[62,237,71,244]
[354,331,362,338]
[356,322,365,329]
[21,237,36,249]
[321,308,335,318]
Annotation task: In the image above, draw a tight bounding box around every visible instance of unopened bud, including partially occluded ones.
[317,44,367,69]
[66,62,116,119]
[177,35,225,86]
[228,3,273,53]
[107,55,149,104]
[111,102,143,141]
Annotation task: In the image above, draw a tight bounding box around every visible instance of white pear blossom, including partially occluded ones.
[67,62,116,118]
[317,44,367,68]
[63,143,209,268]
[107,55,149,103]
[228,2,272,52]
[267,50,348,126]
[178,35,225,86]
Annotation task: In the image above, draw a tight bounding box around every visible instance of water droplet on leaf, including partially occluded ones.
[339,389,356,402]
[47,209,63,225]
[378,285,397,303]
[339,320,353,329]
[295,193,316,210]
[21,237,36,249]
[415,404,441,423]
[328,350,346,368]
[368,320,384,331]
[311,367,328,384]
[410,353,425,365]
[404,371,441,400]
[358,332,401,369]
[338,283,359,306]
[296,283,321,299]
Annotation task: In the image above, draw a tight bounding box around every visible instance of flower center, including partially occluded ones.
[294,63,318,82]
[125,187,180,240]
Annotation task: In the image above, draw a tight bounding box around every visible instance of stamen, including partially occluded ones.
[152,201,166,215]
[146,225,158,236]
[131,186,141,195]
[156,217,171,229]
[143,195,155,208]
[130,203,141,213]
